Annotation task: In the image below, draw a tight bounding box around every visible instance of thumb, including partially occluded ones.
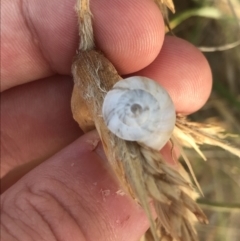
[1,130,150,241]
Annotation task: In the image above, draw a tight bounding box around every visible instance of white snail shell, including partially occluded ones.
[102,76,176,150]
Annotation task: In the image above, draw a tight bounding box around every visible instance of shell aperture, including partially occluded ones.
[102,76,176,150]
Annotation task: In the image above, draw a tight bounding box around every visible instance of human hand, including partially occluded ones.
[1,0,212,240]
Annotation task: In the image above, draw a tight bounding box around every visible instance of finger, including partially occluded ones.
[2,0,164,91]
[1,131,150,241]
[92,0,164,73]
[1,75,82,177]
[136,36,212,113]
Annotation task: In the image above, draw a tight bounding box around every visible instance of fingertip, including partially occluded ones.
[92,0,165,74]
[137,36,212,113]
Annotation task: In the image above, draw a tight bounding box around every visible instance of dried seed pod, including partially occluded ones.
[102,76,176,150]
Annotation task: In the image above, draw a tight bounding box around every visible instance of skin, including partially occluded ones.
[1,0,212,240]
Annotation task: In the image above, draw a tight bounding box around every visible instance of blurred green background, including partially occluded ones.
[169,0,240,240]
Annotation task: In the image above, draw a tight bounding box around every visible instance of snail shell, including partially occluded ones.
[102,76,176,150]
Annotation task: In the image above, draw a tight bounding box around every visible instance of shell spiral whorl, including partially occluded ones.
[102,76,176,150]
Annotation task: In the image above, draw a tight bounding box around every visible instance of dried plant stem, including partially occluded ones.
[154,0,175,33]
[72,1,207,240]
[76,0,94,50]
[71,50,208,241]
